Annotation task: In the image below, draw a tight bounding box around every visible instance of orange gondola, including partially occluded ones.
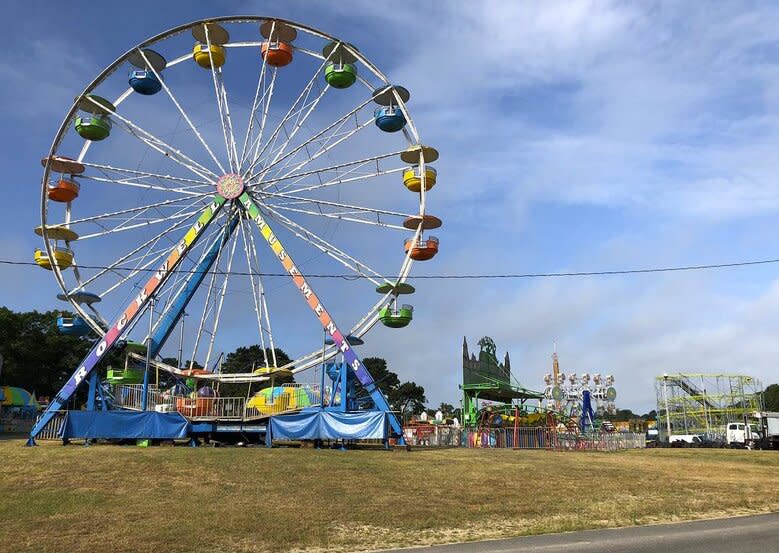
[261,41,294,67]
[260,20,297,67]
[47,179,80,202]
[404,236,439,261]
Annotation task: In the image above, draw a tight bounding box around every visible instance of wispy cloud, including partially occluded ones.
[3,1,779,413]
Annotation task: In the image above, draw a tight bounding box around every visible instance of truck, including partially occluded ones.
[725,422,758,448]
[752,411,779,450]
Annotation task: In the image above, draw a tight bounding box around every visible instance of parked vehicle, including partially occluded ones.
[726,422,759,449]
[752,411,779,450]
[645,428,659,448]
[670,434,704,447]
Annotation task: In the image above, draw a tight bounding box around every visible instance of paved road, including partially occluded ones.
[382,512,779,553]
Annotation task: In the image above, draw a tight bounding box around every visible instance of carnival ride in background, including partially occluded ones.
[460,336,544,428]
[542,348,617,432]
[461,337,618,436]
[29,17,441,446]
[655,373,762,441]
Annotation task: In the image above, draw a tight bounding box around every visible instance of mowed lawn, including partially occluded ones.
[2,439,779,553]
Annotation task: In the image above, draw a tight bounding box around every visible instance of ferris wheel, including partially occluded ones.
[31,17,440,437]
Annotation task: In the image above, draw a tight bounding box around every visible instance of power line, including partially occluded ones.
[3,257,779,279]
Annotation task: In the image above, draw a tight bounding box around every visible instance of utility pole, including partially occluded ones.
[552,342,560,411]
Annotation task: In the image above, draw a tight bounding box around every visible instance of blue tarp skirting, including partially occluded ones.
[270,411,387,441]
[63,411,190,439]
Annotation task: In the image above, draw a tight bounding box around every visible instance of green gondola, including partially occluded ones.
[379,304,413,328]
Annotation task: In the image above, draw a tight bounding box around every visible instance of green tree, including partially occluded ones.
[764,384,779,411]
[357,356,426,422]
[437,402,456,416]
[223,345,292,374]
[0,308,91,398]
[395,382,427,419]
[219,345,293,397]
[364,357,400,393]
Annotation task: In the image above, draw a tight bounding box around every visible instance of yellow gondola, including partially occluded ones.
[192,43,226,69]
[34,248,74,270]
[403,166,437,192]
[191,22,229,69]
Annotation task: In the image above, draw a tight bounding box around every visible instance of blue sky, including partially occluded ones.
[3,1,779,413]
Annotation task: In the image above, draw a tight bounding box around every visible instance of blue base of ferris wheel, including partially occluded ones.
[267,410,391,445]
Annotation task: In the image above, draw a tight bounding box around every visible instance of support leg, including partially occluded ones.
[86,370,98,411]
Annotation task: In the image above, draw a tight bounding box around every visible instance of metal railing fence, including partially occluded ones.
[404,426,646,451]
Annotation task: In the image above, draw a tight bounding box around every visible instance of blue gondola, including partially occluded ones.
[127,48,167,95]
[57,315,91,336]
[374,106,406,132]
[128,69,162,95]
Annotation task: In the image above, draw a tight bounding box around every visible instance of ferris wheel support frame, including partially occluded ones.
[30,187,406,441]
[28,197,228,444]
[238,192,403,436]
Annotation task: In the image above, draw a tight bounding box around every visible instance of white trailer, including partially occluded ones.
[752,411,779,449]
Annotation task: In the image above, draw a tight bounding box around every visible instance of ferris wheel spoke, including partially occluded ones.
[190,217,238,370]
[252,84,331,186]
[278,165,405,196]
[79,169,214,197]
[96,218,226,301]
[267,204,409,231]
[237,218,270,368]
[243,217,278,366]
[218,67,240,171]
[77,204,207,241]
[201,24,239,172]
[242,48,335,180]
[110,119,216,183]
[137,48,227,175]
[68,212,205,294]
[77,174,212,197]
[79,161,212,187]
[263,116,369,187]
[83,95,219,182]
[249,237,279,367]
[256,104,374,186]
[199,214,240,372]
[68,195,211,226]
[242,68,278,172]
[263,190,415,219]
[118,218,225,271]
[253,150,405,192]
[96,242,172,299]
[263,204,383,284]
[239,22,274,168]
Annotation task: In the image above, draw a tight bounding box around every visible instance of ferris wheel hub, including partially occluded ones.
[216,173,245,199]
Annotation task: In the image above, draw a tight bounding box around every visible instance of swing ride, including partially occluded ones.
[29,16,441,446]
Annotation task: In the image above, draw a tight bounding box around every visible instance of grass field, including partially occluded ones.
[1,439,778,553]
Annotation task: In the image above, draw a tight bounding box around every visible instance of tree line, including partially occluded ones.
[3,307,778,417]
[0,308,429,420]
